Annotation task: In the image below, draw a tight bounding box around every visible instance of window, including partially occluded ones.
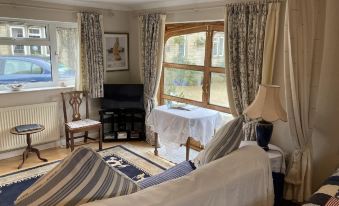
[160,22,229,112]
[0,19,78,89]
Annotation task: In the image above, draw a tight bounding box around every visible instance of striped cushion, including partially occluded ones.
[15,147,140,206]
[139,161,195,189]
[192,115,244,168]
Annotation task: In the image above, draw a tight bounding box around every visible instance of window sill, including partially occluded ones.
[0,85,74,95]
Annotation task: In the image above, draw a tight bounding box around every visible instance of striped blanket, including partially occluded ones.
[15,147,141,206]
[305,169,339,206]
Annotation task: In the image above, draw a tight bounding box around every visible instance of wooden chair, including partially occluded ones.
[61,91,102,152]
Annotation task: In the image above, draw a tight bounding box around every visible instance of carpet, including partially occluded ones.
[149,146,200,164]
[0,145,173,206]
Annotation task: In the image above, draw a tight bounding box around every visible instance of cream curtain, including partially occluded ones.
[77,12,105,98]
[283,0,323,202]
[262,2,281,85]
[139,13,166,145]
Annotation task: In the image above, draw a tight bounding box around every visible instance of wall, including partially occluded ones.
[312,0,339,189]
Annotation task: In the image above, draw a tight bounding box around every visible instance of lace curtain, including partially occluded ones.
[56,27,79,86]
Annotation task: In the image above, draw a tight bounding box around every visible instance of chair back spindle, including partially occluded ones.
[61,91,89,122]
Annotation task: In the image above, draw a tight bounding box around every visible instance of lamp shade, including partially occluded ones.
[243,84,287,122]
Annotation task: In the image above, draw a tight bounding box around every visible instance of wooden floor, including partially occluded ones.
[0,140,154,175]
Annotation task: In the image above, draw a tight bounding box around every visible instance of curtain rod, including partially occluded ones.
[134,0,284,17]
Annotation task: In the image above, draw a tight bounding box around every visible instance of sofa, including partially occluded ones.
[82,145,274,206]
[15,116,275,206]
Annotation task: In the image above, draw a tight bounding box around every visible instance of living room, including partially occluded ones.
[0,0,338,206]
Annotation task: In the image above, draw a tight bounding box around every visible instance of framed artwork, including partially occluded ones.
[104,33,129,71]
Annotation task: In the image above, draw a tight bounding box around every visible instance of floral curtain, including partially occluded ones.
[139,13,166,145]
[225,3,268,140]
[77,12,105,98]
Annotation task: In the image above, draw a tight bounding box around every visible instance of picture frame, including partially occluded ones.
[104,33,129,71]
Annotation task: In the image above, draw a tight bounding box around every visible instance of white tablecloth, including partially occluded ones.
[147,105,225,145]
[240,141,286,174]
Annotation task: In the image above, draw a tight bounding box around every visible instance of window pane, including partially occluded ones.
[56,27,78,84]
[0,21,47,39]
[165,32,206,66]
[211,32,225,67]
[0,45,51,84]
[209,73,229,107]
[164,67,203,102]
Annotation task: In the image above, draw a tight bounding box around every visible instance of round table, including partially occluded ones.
[10,124,48,169]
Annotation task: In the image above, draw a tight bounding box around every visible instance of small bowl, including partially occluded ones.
[7,83,24,91]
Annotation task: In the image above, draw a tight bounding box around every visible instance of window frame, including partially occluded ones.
[0,18,77,90]
[159,22,230,113]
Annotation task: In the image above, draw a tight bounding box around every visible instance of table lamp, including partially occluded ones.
[243,84,287,151]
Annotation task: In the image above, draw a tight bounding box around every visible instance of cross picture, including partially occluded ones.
[104,33,129,71]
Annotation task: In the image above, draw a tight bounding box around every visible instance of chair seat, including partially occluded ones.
[66,119,101,130]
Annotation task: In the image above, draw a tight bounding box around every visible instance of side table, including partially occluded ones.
[240,141,286,206]
[10,124,48,169]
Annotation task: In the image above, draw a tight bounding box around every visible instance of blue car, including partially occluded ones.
[0,56,75,84]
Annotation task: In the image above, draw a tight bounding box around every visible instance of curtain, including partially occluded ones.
[77,12,105,98]
[283,0,323,202]
[262,2,281,85]
[56,27,79,86]
[225,3,268,140]
[139,13,166,145]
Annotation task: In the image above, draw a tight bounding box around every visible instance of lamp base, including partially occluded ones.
[255,120,273,151]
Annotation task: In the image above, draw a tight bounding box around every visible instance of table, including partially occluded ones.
[148,105,223,160]
[10,124,48,169]
[240,141,285,205]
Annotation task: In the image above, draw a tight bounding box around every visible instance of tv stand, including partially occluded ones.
[99,108,145,142]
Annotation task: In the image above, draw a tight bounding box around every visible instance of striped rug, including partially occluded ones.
[0,145,174,206]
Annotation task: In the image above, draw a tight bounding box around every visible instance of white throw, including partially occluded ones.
[82,146,274,206]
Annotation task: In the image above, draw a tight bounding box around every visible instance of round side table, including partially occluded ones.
[10,124,48,169]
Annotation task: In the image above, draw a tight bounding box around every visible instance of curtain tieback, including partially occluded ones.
[284,144,311,185]
[144,95,155,101]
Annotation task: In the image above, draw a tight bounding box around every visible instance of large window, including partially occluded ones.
[0,19,78,89]
[160,22,229,112]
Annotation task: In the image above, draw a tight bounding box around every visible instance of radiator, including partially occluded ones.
[0,102,60,152]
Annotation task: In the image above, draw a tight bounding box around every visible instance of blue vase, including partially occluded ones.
[256,120,273,151]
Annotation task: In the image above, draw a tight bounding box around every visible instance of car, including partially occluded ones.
[0,56,75,84]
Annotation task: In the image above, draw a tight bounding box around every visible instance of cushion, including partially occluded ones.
[139,161,195,189]
[15,147,140,206]
[66,119,101,129]
[192,115,244,168]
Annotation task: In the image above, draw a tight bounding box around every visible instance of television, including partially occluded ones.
[101,84,144,109]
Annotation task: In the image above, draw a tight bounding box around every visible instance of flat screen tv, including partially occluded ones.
[101,84,144,109]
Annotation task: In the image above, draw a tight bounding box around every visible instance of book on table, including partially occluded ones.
[15,124,42,133]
